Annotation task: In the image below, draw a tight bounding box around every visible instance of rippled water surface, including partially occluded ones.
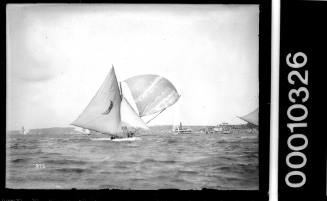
[6,130,258,190]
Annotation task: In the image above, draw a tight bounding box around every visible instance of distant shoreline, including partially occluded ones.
[7,123,256,134]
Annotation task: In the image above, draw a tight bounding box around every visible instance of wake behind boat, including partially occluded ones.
[71,65,180,141]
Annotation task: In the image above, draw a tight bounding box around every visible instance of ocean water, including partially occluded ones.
[6,130,258,190]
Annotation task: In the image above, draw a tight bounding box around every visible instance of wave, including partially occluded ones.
[99,171,113,175]
[9,149,44,156]
[44,159,87,165]
[10,143,40,150]
[11,158,31,163]
[6,130,258,190]
[141,158,177,164]
[54,167,92,174]
[110,160,140,170]
[166,139,179,144]
[176,170,199,175]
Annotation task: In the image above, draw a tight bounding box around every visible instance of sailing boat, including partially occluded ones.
[71,66,180,141]
[20,126,28,135]
[237,108,259,133]
[173,122,192,134]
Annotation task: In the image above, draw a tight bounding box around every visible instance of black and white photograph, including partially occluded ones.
[6,4,262,191]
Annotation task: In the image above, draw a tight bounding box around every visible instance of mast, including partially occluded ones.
[119,81,123,97]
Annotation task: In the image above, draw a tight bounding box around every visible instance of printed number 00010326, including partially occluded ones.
[285,52,309,188]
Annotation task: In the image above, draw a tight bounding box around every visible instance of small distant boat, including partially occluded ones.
[203,123,231,134]
[173,122,192,134]
[213,123,231,134]
[71,65,180,141]
[20,126,29,135]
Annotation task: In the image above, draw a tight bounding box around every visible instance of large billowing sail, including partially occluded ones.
[124,75,180,117]
[71,67,122,135]
[238,108,259,126]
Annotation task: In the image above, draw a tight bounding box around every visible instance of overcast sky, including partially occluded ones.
[7,4,259,130]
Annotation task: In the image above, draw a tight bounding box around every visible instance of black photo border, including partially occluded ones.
[0,1,271,201]
[278,1,327,201]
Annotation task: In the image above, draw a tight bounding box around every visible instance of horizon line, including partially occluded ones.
[7,123,252,131]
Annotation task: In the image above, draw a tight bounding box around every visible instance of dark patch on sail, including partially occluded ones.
[102,100,113,115]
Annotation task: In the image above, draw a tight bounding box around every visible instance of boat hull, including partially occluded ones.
[173,131,192,134]
[173,127,193,134]
[91,137,141,142]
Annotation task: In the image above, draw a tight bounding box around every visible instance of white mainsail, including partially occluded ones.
[71,67,122,135]
[238,108,259,126]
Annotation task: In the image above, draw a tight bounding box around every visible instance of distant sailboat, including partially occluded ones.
[238,108,259,126]
[21,126,28,135]
[71,66,180,140]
